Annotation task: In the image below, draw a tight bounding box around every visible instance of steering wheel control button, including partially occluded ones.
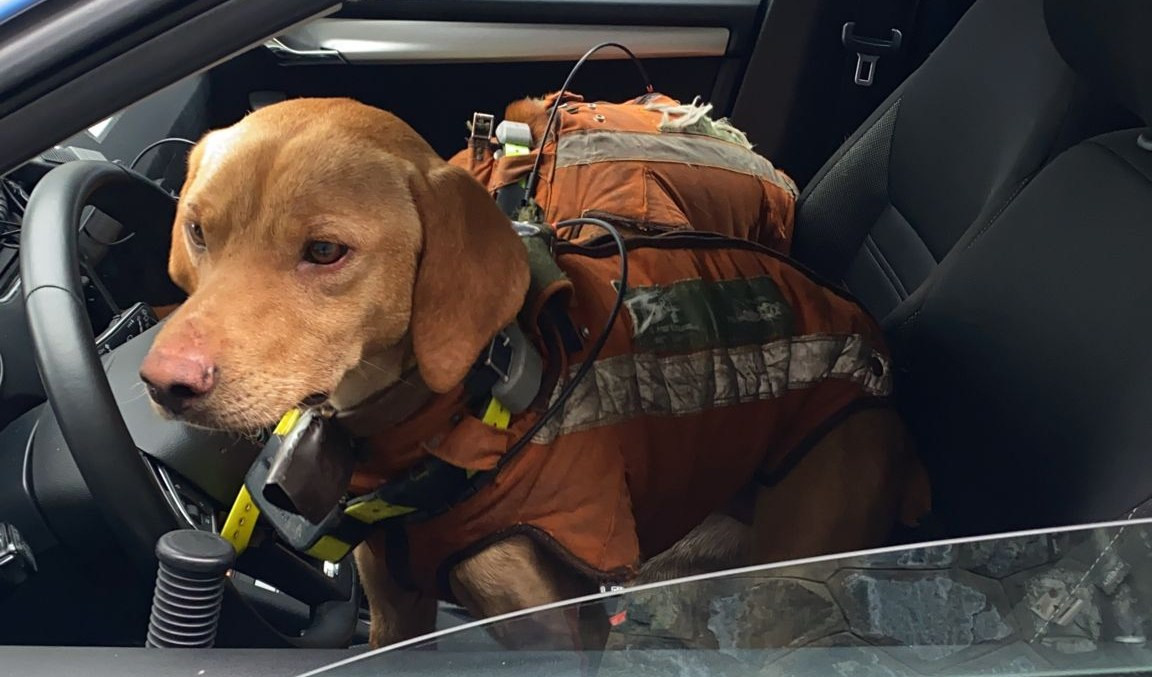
[95,301,159,355]
[0,523,36,596]
[146,529,235,648]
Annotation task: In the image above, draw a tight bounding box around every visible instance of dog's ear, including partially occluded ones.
[167,142,206,293]
[409,163,530,393]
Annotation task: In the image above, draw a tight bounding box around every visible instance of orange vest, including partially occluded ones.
[354,234,893,598]
[449,92,799,252]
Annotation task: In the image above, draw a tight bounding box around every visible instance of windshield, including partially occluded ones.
[0,0,42,24]
[305,519,1152,677]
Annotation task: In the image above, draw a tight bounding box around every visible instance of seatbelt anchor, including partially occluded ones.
[841,22,903,87]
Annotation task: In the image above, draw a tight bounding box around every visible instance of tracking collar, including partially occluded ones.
[220,323,546,563]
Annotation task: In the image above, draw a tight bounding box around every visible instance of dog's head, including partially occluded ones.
[139,98,529,431]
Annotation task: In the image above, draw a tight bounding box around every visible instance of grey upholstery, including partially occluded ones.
[792,0,1119,319]
[886,0,1152,536]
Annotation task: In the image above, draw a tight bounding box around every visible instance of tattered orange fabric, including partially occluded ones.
[448,92,798,253]
[354,234,896,598]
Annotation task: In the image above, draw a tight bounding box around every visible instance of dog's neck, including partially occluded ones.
[329,339,414,412]
[335,359,471,493]
[333,365,437,439]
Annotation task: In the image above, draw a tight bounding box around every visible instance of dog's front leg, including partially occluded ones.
[354,539,438,649]
[447,535,608,651]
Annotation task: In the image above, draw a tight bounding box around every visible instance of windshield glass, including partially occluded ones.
[306,519,1152,677]
[0,0,42,24]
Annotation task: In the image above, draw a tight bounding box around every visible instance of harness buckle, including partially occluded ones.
[469,112,495,161]
[483,332,513,383]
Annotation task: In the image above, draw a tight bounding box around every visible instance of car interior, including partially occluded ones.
[2,0,1151,667]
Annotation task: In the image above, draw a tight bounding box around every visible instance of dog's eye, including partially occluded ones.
[186,222,206,249]
[303,240,348,265]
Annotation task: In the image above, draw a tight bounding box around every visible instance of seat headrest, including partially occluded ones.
[1045,0,1152,126]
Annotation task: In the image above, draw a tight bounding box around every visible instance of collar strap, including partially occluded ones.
[321,396,512,562]
[220,326,528,560]
[220,396,512,562]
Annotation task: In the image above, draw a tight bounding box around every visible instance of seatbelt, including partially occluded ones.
[836,0,923,139]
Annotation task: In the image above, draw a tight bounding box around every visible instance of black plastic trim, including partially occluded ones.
[240,541,348,606]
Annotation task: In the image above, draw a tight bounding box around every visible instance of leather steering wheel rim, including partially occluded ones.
[20,160,180,572]
[19,160,361,647]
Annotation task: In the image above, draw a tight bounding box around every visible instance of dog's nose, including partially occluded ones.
[139,349,217,415]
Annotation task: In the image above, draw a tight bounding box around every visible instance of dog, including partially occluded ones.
[139,97,931,651]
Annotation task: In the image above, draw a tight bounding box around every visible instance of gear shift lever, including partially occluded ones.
[145,529,235,648]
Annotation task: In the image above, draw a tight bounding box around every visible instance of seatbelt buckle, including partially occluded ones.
[841,22,903,87]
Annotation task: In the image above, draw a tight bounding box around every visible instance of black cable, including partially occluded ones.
[0,221,20,250]
[77,137,194,247]
[499,217,628,463]
[3,178,26,206]
[81,226,135,247]
[0,187,10,224]
[522,42,654,207]
[1,179,27,220]
[129,137,196,173]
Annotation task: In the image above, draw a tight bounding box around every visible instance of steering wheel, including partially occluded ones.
[19,160,360,648]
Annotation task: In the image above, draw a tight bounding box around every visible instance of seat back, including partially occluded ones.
[888,0,1152,535]
[792,0,1127,319]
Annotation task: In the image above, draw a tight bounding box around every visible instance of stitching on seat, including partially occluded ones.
[860,240,901,301]
[898,141,1133,337]
[1042,76,1080,164]
[963,137,1149,255]
[864,234,909,297]
[895,176,1031,337]
[1087,138,1152,185]
[963,175,1033,251]
[894,306,921,331]
[884,98,902,209]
